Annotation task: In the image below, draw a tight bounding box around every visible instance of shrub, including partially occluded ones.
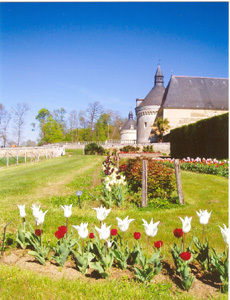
[84,143,105,155]
[120,158,176,206]
[142,145,154,153]
[119,145,140,153]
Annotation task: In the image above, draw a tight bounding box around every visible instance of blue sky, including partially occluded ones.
[0,2,228,142]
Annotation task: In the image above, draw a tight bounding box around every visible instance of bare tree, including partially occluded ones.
[79,110,87,129]
[86,101,103,131]
[11,102,30,146]
[69,110,79,142]
[69,110,78,131]
[0,104,11,147]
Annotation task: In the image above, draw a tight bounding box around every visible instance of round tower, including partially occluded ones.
[119,110,137,143]
[135,65,165,144]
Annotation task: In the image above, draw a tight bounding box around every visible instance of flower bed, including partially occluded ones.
[15,204,229,293]
[152,157,229,178]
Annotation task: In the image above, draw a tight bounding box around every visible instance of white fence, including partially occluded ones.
[0,146,65,167]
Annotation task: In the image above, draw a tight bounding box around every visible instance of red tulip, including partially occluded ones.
[179,252,191,261]
[89,232,95,239]
[111,229,118,236]
[134,232,141,240]
[154,240,163,248]
[55,226,67,239]
[35,229,43,236]
[173,228,183,238]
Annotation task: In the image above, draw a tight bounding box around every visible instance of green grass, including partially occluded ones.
[0,152,228,299]
[0,265,227,300]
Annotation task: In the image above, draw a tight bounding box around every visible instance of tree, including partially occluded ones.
[41,116,63,144]
[0,104,11,147]
[68,110,79,142]
[11,103,30,146]
[94,113,111,141]
[151,117,170,142]
[86,102,103,137]
[52,107,67,134]
[36,108,52,142]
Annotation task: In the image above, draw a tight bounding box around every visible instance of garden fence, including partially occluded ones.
[0,146,65,167]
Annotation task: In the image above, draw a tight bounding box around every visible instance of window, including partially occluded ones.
[144,122,147,128]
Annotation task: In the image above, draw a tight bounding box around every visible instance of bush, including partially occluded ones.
[142,145,154,153]
[84,143,105,155]
[120,158,176,206]
[120,145,140,153]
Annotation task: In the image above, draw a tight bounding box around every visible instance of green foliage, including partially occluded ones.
[142,145,154,153]
[192,236,211,271]
[72,241,95,275]
[171,242,195,291]
[119,145,140,153]
[16,221,31,249]
[134,247,163,283]
[211,248,229,293]
[84,143,105,155]
[89,237,115,278]
[170,113,228,159]
[27,233,50,266]
[120,158,176,205]
[112,240,130,270]
[52,229,78,267]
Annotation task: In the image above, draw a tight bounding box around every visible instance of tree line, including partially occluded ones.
[0,101,127,147]
[36,102,126,145]
[0,102,30,147]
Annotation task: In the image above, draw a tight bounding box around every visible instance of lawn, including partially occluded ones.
[0,150,228,299]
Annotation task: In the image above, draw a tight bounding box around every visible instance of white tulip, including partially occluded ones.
[31,204,41,219]
[142,218,160,237]
[179,216,192,233]
[93,205,111,222]
[95,223,111,240]
[60,204,73,218]
[17,204,26,218]
[73,222,88,239]
[35,209,48,226]
[116,216,135,232]
[196,210,211,225]
[106,240,114,248]
[219,224,230,245]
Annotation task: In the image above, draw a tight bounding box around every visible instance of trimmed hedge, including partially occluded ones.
[84,143,105,155]
[170,113,228,159]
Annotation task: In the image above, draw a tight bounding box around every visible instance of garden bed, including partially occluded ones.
[0,249,224,299]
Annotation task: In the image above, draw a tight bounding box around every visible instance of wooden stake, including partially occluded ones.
[174,159,184,205]
[141,159,148,207]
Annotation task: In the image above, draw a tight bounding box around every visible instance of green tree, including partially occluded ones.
[151,118,170,142]
[41,117,63,144]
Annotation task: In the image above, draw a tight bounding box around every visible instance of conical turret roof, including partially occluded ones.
[139,65,165,107]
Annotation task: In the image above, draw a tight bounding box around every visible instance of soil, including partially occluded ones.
[0,250,225,299]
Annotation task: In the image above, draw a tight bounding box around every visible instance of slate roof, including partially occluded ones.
[161,76,229,110]
[139,85,165,107]
[120,111,137,131]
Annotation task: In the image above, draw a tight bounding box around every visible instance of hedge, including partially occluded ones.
[170,113,228,159]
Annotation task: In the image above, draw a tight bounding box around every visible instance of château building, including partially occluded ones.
[119,65,229,144]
